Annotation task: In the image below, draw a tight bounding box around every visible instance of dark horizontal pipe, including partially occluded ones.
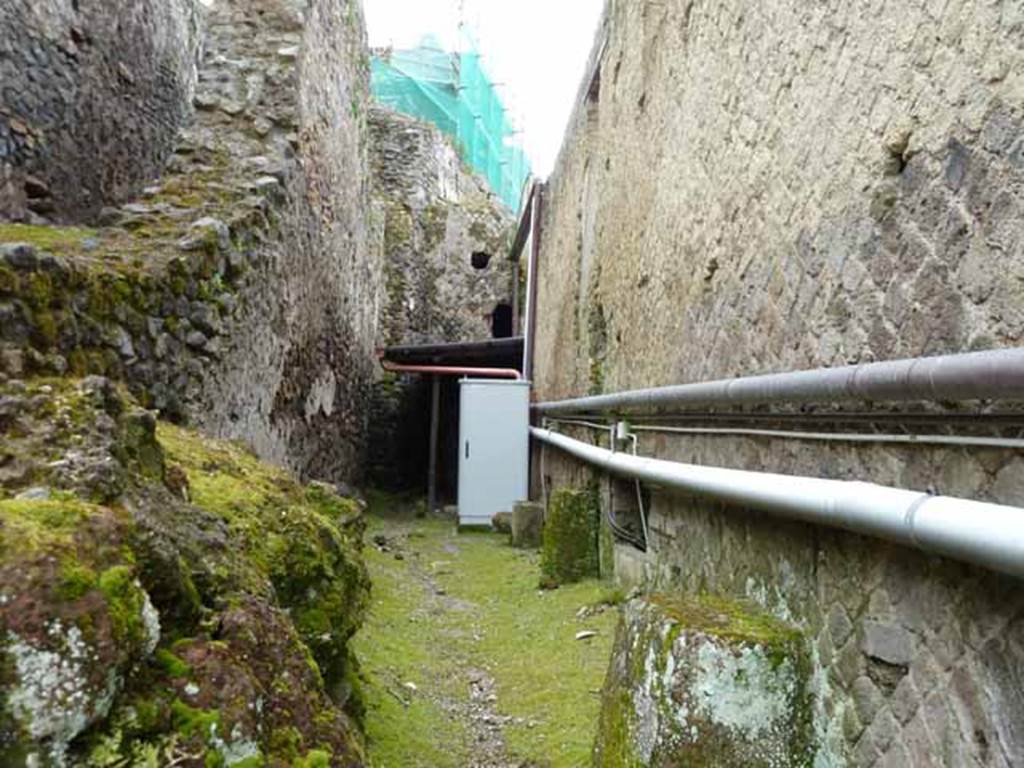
[535,348,1024,416]
[381,337,523,366]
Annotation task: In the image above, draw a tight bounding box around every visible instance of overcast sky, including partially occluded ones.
[363,0,605,177]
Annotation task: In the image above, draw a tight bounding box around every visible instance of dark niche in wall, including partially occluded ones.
[472,250,492,269]
[492,303,513,339]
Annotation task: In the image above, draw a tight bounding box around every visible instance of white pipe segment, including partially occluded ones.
[531,427,1024,579]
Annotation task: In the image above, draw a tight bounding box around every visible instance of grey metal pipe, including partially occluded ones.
[535,347,1024,416]
[531,427,1024,579]
[546,418,1024,451]
[630,425,1024,450]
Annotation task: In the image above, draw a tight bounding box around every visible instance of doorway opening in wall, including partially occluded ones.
[471,250,492,269]
[492,303,513,339]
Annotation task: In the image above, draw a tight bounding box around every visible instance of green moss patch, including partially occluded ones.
[155,648,192,678]
[421,202,449,252]
[0,223,98,254]
[157,423,369,688]
[98,565,151,647]
[294,748,333,767]
[0,377,169,503]
[170,698,220,741]
[540,487,600,586]
[0,497,103,553]
[649,593,804,650]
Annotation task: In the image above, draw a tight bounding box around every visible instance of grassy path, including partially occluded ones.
[351,502,620,768]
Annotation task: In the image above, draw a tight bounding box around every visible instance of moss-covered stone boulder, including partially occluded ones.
[594,595,813,768]
[0,498,160,767]
[540,488,600,586]
[0,377,369,766]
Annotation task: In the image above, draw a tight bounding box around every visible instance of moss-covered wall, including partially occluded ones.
[0,0,383,484]
[0,217,249,421]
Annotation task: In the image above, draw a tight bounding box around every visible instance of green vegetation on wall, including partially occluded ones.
[540,487,601,586]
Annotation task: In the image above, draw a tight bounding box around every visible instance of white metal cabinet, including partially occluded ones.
[457,379,530,527]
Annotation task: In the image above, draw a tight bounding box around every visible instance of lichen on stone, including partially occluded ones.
[6,624,114,767]
[594,594,814,768]
[0,490,160,765]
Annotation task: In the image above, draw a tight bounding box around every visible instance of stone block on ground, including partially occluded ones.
[540,487,599,585]
[511,500,543,548]
[594,594,812,767]
[491,511,512,534]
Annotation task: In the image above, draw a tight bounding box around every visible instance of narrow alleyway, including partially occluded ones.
[352,496,620,768]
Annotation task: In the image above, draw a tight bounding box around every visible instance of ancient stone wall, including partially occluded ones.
[0,0,203,223]
[536,0,1024,399]
[533,0,1024,764]
[188,0,383,482]
[370,106,513,348]
[0,0,382,484]
[365,106,514,489]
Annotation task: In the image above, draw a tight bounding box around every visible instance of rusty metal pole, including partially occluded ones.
[511,258,520,335]
[427,375,441,514]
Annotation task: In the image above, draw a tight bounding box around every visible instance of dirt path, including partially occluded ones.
[351,504,620,768]
[377,524,517,767]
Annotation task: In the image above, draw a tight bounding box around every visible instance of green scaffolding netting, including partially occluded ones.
[371,35,531,213]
